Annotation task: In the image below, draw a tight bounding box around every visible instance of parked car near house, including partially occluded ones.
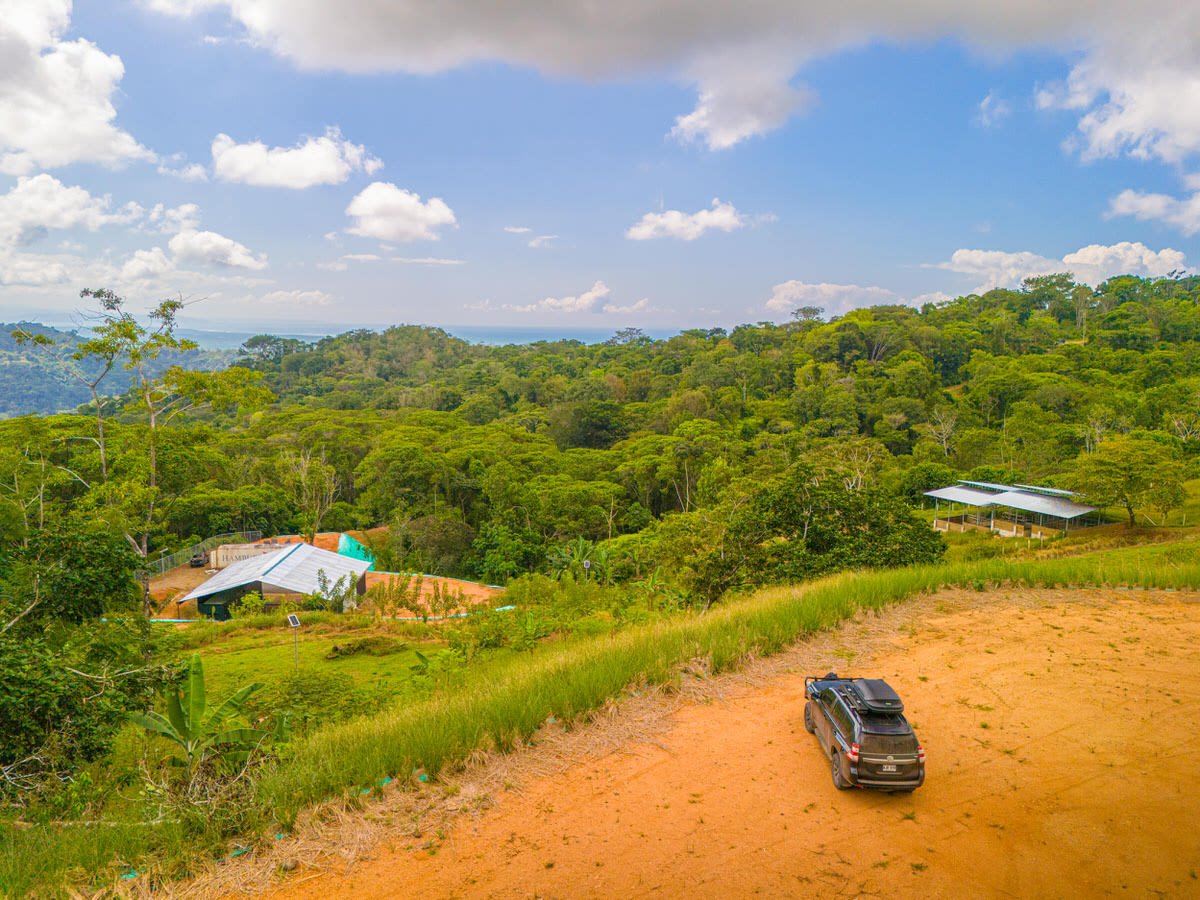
[804,673,925,792]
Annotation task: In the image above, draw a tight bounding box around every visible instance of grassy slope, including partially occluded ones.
[3,538,1198,896]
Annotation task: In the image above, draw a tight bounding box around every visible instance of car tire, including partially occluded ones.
[830,750,850,790]
[804,702,815,734]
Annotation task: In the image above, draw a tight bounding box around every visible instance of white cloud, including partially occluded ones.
[259,289,333,306]
[169,229,268,270]
[1036,21,1200,164]
[528,234,557,248]
[0,174,141,246]
[934,242,1189,291]
[157,158,209,181]
[0,2,153,174]
[504,225,531,233]
[672,61,813,150]
[344,182,456,241]
[143,1,1200,157]
[626,198,745,241]
[765,281,898,317]
[119,247,173,281]
[211,127,382,188]
[319,252,464,270]
[0,251,71,286]
[393,256,466,265]
[602,297,650,314]
[1108,187,1200,236]
[504,280,611,313]
[148,202,202,234]
[976,91,1011,128]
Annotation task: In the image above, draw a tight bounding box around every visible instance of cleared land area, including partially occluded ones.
[253,588,1200,899]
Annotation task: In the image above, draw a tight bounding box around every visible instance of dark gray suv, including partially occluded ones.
[804,673,924,792]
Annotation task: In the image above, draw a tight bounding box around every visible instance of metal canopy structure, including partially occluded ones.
[923,480,1099,537]
[182,543,372,603]
[988,490,1095,520]
[923,485,1004,506]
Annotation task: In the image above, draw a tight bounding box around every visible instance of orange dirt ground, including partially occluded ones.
[253,589,1200,900]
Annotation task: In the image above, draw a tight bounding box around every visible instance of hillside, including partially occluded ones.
[0,322,234,417]
[251,586,1200,899]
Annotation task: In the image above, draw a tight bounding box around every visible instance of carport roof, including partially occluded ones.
[182,543,371,602]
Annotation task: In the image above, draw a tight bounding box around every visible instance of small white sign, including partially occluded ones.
[287,614,301,628]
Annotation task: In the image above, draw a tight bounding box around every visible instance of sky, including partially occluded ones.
[1,1,1199,333]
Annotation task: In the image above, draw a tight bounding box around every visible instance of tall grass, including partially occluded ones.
[5,539,1197,896]
[258,540,1200,823]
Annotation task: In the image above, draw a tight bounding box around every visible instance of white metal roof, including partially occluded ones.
[182,543,371,602]
[957,480,1012,493]
[1013,483,1078,497]
[923,485,1001,506]
[988,490,1096,520]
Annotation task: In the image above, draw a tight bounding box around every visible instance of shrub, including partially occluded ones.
[325,636,408,659]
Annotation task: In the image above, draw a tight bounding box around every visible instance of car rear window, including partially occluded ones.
[860,730,918,755]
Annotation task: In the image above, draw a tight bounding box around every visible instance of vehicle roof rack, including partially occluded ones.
[851,679,904,714]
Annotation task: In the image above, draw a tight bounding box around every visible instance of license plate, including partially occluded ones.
[880,764,897,773]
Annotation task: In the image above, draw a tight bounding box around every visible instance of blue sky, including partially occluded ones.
[1,1,1198,332]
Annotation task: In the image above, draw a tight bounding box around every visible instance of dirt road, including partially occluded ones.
[239,589,1200,899]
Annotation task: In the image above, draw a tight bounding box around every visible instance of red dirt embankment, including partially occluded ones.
[261,589,1200,899]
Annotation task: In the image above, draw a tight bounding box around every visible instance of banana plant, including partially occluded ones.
[131,653,282,772]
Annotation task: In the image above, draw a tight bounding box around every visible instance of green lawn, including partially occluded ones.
[194,629,436,699]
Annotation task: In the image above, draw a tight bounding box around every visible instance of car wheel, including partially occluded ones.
[830,750,850,790]
[804,702,815,734]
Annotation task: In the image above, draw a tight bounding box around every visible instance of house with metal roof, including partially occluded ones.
[182,542,372,620]
[924,481,1101,538]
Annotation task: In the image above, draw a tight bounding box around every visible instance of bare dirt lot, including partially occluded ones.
[201,588,1200,899]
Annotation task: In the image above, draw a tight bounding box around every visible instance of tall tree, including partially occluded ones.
[1072,436,1187,526]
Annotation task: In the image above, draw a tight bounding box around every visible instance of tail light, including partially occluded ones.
[846,742,860,763]
[917,746,925,763]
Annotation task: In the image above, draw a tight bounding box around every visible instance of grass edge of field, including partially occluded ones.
[3,538,1199,897]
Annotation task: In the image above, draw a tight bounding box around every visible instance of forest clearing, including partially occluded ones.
[170,584,1200,899]
[4,280,1200,897]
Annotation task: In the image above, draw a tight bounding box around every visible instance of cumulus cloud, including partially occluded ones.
[157,156,209,181]
[143,2,1200,156]
[1108,187,1200,236]
[344,182,456,241]
[976,91,1011,128]
[626,198,745,241]
[765,281,898,317]
[0,174,141,246]
[528,234,557,248]
[259,289,333,306]
[601,297,651,314]
[211,127,382,188]
[0,251,71,286]
[504,280,611,313]
[119,247,173,281]
[934,242,1189,291]
[169,228,268,269]
[148,202,201,234]
[0,2,153,173]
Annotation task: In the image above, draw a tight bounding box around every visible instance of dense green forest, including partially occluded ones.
[2,273,1199,893]
[3,273,1198,588]
[0,322,234,417]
